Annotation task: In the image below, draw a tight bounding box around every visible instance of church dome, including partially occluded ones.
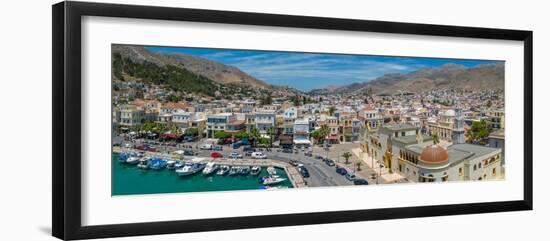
[443,109,455,117]
[419,145,449,167]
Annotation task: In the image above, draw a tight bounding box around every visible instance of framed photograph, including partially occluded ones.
[52,1,533,240]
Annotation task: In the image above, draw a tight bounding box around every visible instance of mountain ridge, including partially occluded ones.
[308,62,504,95]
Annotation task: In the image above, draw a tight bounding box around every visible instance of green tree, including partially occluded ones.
[328,106,336,116]
[468,120,491,144]
[267,127,277,147]
[249,127,261,147]
[235,130,249,139]
[184,127,199,136]
[342,152,353,164]
[214,130,231,139]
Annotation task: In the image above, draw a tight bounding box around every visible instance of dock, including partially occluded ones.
[113,147,307,188]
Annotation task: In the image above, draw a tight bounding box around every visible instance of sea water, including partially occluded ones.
[112,153,293,196]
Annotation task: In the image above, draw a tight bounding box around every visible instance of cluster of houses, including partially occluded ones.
[112,87,506,183]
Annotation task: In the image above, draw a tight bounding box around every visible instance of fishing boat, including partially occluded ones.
[174,161,185,169]
[125,155,141,165]
[228,166,240,175]
[250,166,261,176]
[202,162,218,175]
[267,166,277,176]
[262,176,287,185]
[216,165,230,175]
[137,158,149,169]
[176,163,205,176]
[239,166,251,176]
[118,152,129,163]
[166,160,177,170]
[148,158,167,170]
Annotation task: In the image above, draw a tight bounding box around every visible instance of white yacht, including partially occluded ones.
[216,165,230,175]
[267,166,277,176]
[262,176,287,185]
[202,162,218,175]
[176,163,205,176]
[250,166,262,176]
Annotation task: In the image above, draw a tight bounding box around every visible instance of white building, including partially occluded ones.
[293,118,311,147]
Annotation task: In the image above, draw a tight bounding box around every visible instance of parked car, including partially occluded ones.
[210,152,223,158]
[304,151,312,157]
[314,155,324,159]
[245,150,254,156]
[183,150,194,156]
[251,152,267,159]
[324,159,336,166]
[345,172,357,181]
[336,167,348,175]
[353,179,369,185]
[282,148,293,153]
[243,147,255,153]
[289,160,300,166]
[298,166,310,178]
[200,144,212,150]
[229,152,243,159]
[213,146,223,151]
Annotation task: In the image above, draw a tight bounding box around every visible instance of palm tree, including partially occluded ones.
[328,106,336,116]
[267,126,277,147]
[355,161,363,171]
[342,152,352,164]
[432,134,440,145]
[319,124,330,139]
[249,127,261,147]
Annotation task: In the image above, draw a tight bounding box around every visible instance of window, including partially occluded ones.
[493,168,496,176]
[478,163,482,169]
[459,167,463,176]
[473,165,477,171]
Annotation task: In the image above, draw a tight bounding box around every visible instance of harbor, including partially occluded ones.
[112,147,306,196]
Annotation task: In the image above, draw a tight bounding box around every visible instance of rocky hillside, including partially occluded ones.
[308,63,505,95]
[112,45,270,89]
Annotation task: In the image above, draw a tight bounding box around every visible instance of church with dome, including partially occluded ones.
[361,108,503,183]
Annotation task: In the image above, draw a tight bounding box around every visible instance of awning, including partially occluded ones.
[293,139,311,144]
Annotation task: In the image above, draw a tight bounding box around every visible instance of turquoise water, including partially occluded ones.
[112,153,293,196]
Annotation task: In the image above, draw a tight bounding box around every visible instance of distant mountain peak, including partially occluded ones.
[308,62,504,95]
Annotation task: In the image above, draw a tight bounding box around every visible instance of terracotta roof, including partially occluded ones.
[162,102,187,110]
[419,145,449,166]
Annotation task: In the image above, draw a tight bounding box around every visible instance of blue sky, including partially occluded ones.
[146,46,500,91]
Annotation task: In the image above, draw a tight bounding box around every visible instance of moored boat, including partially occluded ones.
[267,166,277,176]
[262,176,287,185]
[148,158,167,170]
[166,160,177,170]
[176,163,205,176]
[202,162,218,175]
[250,166,261,176]
[137,158,149,169]
[125,155,141,165]
[118,152,129,163]
[216,165,230,175]
[239,166,251,176]
[229,166,240,175]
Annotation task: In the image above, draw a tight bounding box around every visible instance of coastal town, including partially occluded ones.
[112,79,505,191]
[110,45,505,194]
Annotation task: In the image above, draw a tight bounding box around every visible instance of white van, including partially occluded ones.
[251,152,267,159]
[199,144,212,150]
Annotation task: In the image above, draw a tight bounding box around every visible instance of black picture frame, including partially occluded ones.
[52,1,533,240]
